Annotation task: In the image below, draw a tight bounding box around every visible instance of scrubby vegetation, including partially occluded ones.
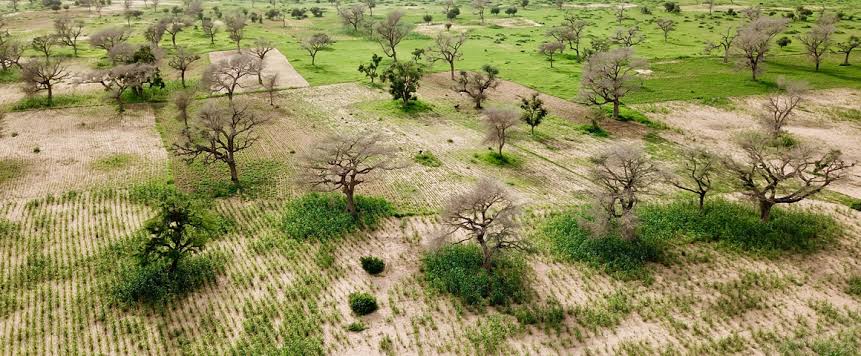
[422,245,529,307]
[360,256,385,275]
[281,193,394,240]
[348,292,379,315]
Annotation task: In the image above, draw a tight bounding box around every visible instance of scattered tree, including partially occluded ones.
[562,14,589,60]
[472,0,489,24]
[505,6,517,17]
[87,63,159,112]
[142,195,216,275]
[301,33,334,66]
[759,77,808,138]
[145,20,167,48]
[89,27,131,55]
[519,92,547,135]
[381,60,423,108]
[578,48,646,119]
[374,10,411,61]
[426,31,467,80]
[655,18,675,42]
[201,54,262,101]
[167,46,200,88]
[54,16,85,57]
[201,18,218,45]
[31,35,58,60]
[482,107,519,156]
[0,40,25,70]
[358,53,383,84]
[339,4,366,32]
[455,64,499,109]
[797,14,837,71]
[833,36,860,66]
[172,88,195,129]
[664,147,717,210]
[538,41,563,68]
[262,73,278,106]
[249,39,275,84]
[164,16,191,48]
[21,59,69,105]
[224,14,247,52]
[611,26,645,47]
[733,17,789,80]
[704,27,737,63]
[589,144,659,239]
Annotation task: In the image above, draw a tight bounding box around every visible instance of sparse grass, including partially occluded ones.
[847,276,861,297]
[281,193,394,241]
[90,153,137,171]
[465,315,521,354]
[572,291,633,330]
[603,105,667,129]
[697,96,736,111]
[576,124,610,137]
[0,159,26,185]
[9,94,95,111]
[422,244,529,307]
[474,151,523,168]
[414,150,442,167]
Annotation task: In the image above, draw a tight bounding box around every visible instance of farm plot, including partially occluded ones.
[0,105,169,199]
[208,49,309,92]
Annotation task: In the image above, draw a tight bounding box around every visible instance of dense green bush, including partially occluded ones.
[846,276,861,296]
[542,211,664,280]
[638,199,840,255]
[281,193,394,240]
[360,256,385,275]
[422,244,529,307]
[348,292,378,315]
[850,200,861,211]
[111,253,225,306]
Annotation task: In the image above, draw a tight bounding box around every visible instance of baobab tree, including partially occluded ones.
[759,78,808,138]
[249,39,275,84]
[798,14,837,71]
[301,33,334,66]
[339,4,366,31]
[482,107,519,156]
[833,36,860,66]
[723,133,853,222]
[21,59,69,105]
[664,147,717,210]
[733,17,789,80]
[443,179,525,271]
[224,14,247,52]
[174,100,269,185]
[374,10,412,61]
[519,92,547,136]
[538,41,563,68]
[54,16,85,57]
[300,132,402,218]
[201,54,262,101]
[426,31,466,80]
[578,48,647,119]
[704,27,737,63]
[589,143,659,239]
[455,64,499,109]
[655,18,675,42]
[168,46,200,88]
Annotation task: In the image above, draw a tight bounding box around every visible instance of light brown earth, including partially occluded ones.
[208,49,309,92]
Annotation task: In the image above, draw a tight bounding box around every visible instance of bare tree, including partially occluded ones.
[545,26,569,52]
[740,6,761,21]
[723,133,854,222]
[224,14,247,52]
[89,27,131,54]
[704,27,736,63]
[94,0,105,16]
[833,36,860,66]
[443,179,525,270]
[300,132,402,218]
[87,63,158,112]
[172,88,195,129]
[733,17,789,80]
[301,33,334,66]
[759,77,808,138]
[455,64,499,109]
[578,48,647,119]
[664,147,717,210]
[168,47,200,88]
[145,20,167,48]
[249,39,275,84]
[174,100,269,184]
[482,107,518,156]
[21,59,69,105]
[374,10,412,61]
[262,73,278,106]
[30,36,57,61]
[164,16,191,48]
[201,54,262,101]
[426,31,466,80]
[798,14,837,71]
[563,14,589,60]
[704,0,715,15]
[201,18,218,46]
[0,40,24,70]
[612,26,645,47]
[655,18,675,42]
[54,16,85,57]
[614,2,626,24]
[538,41,564,68]
[589,144,659,239]
[339,4,366,32]
[472,0,489,24]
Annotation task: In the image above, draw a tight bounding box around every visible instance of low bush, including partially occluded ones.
[850,200,861,211]
[602,105,667,129]
[281,193,394,240]
[348,292,378,315]
[847,276,861,296]
[360,256,385,275]
[475,151,522,168]
[638,199,840,255]
[346,321,367,332]
[509,299,565,330]
[414,151,442,167]
[422,244,529,307]
[111,252,225,306]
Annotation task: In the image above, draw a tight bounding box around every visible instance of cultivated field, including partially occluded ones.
[0,0,860,355]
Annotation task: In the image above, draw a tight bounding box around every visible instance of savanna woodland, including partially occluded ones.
[1,0,861,354]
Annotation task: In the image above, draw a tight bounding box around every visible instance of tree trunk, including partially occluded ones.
[171,34,177,47]
[257,71,263,85]
[479,239,492,271]
[228,160,239,183]
[311,54,316,66]
[344,188,357,218]
[72,45,78,57]
[47,84,53,105]
[612,99,620,119]
[530,125,535,136]
[169,256,180,274]
[698,193,705,210]
[758,200,774,222]
[843,52,851,65]
[180,71,186,88]
[449,62,455,80]
[815,60,820,71]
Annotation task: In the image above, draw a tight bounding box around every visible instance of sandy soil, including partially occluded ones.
[491,17,543,28]
[208,49,309,92]
[413,23,473,36]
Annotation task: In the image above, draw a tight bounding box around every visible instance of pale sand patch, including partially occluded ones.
[413,23,473,36]
[208,48,309,92]
[491,17,543,28]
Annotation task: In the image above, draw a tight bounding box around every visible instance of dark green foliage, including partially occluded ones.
[638,199,840,255]
[142,193,224,273]
[520,92,548,135]
[577,124,610,137]
[847,276,861,296]
[475,152,522,168]
[849,200,861,211]
[348,292,378,315]
[357,54,383,84]
[542,210,664,280]
[360,256,385,275]
[509,299,565,330]
[422,244,529,307]
[381,60,423,108]
[346,321,367,332]
[111,252,225,305]
[414,151,442,167]
[281,193,394,240]
[602,105,666,129]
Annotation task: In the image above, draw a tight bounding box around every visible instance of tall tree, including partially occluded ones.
[201,18,218,46]
[611,26,645,47]
[87,63,159,112]
[798,13,837,71]
[381,60,423,107]
[664,147,717,210]
[589,144,658,239]
[338,4,366,31]
[167,47,200,88]
[21,59,69,105]
[455,64,499,109]
[201,54,261,101]
[472,0,489,24]
[224,14,248,52]
[655,18,675,42]
[562,14,589,61]
[31,35,58,60]
[248,39,275,84]
[538,41,563,68]
[733,17,789,80]
[300,33,334,66]
[704,27,737,63]
[519,92,547,135]
[89,27,131,55]
[54,16,85,57]
[482,107,519,156]
[142,194,218,274]
[164,16,191,48]
[145,20,167,48]
[426,31,466,80]
[374,10,412,61]
[833,36,860,66]
[578,48,646,119]
[759,78,808,138]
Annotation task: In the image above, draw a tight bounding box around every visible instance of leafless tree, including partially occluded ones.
[442,179,525,270]
[185,0,203,18]
[201,18,218,46]
[144,20,167,48]
[612,26,645,47]
[374,10,412,61]
[704,27,736,63]
[224,14,248,52]
[174,100,269,184]
[249,39,275,84]
[107,42,138,64]
[482,107,518,156]
[300,132,402,218]
[89,27,131,55]
[798,13,837,71]
[87,63,158,112]
[455,64,499,109]
[740,6,761,21]
[733,17,789,80]
[164,16,191,48]
[656,18,675,42]
[545,26,570,52]
[301,33,334,66]
[54,16,85,57]
[538,41,564,68]
[472,0,489,24]
[0,40,23,70]
[262,73,279,106]
[94,0,105,16]
[704,0,715,15]
[201,54,262,101]
[578,48,647,119]
[168,47,200,88]
[759,77,808,138]
[339,4,366,32]
[562,14,589,60]
[614,2,626,24]
[589,144,659,239]
[21,59,69,105]
[723,133,854,222]
[664,147,717,210]
[30,35,58,60]
[426,31,466,80]
[172,89,195,129]
[833,36,860,66]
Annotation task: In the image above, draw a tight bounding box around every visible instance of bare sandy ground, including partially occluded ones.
[413,23,473,36]
[208,49,309,92]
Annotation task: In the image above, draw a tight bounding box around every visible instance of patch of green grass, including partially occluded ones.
[110,252,226,306]
[90,153,137,171]
[828,108,861,123]
[414,150,442,167]
[603,105,667,129]
[281,193,394,241]
[465,315,521,354]
[847,276,861,297]
[422,244,529,307]
[0,159,26,185]
[508,299,565,330]
[576,124,610,137]
[361,99,435,119]
[697,96,736,111]
[638,199,840,256]
[187,159,283,198]
[10,94,94,111]
[0,68,20,84]
[572,291,632,330]
[474,151,522,168]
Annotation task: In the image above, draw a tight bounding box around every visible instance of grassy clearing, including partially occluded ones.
[422,244,530,307]
[281,193,394,240]
[90,153,138,171]
[414,150,442,167]
[474,151,523,168]
[0,159,26,186]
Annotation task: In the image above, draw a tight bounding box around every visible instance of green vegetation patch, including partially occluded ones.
[603,105,667,129]
[414,151,442,167]
[10,94,94,111]
[281,193,394,240]
[0,159,26,185]
[422,244,529,307]
[847,276,861,297]
[638,199,840,256]
[90,153,138,171]
[111,252,226,306]
[361,99,435,119]
[474,151,523,168]
[348,292,378,315]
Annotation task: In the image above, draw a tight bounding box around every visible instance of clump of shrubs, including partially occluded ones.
[281,193,394,240]
[360,256,385,275]
[348,292,378,315]
[422,244,529,307]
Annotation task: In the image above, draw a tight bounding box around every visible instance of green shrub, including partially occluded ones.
[346,321,367,332]
[602,105,667,129]
[638,199,840,255]
[509,299,565,330]
[414,151,442,167]
[422,244,529,307]
[850,200,861,211]
[281,193,394,240]
[475,152,522,168]
[111,252,225,306]
[542,210,664,280]
[576,124,610,137]
[847,276,861,296]
[348,292,378,315]
[360,256,385,275]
